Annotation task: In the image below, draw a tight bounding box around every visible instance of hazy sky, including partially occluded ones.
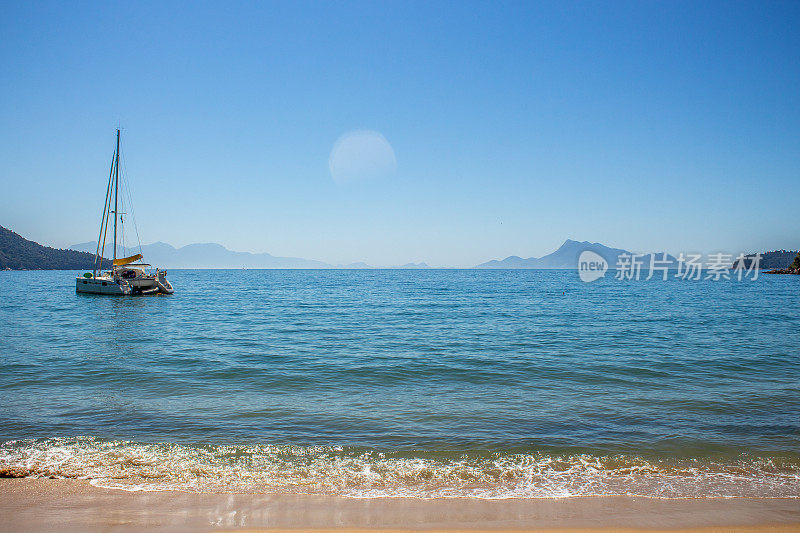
[1,1,798,267]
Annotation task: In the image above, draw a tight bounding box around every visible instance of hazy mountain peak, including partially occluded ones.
[475,240,676,269]
[561,239,600,248]
[146,241,177,251]
[179,242,229,251]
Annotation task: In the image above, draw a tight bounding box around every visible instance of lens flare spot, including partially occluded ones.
[328,130,396,185]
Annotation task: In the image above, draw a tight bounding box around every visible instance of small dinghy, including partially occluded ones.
[76,129,174,296]
[156,272,174,294]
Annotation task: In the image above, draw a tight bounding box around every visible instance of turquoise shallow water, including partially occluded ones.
[1,269,799,497]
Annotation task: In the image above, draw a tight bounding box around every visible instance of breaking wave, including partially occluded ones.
[2,437,798,498]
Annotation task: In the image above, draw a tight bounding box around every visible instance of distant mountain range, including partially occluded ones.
[2,223,794,271]
[68,240,433,269]
[474,239,678,269]
[69,238,676,270]
[1,225,111,270]
[70,241,330,269]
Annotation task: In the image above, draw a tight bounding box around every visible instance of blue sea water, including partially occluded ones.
[1,269,799,498]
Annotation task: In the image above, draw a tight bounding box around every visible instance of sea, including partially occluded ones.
[1,269,798,498]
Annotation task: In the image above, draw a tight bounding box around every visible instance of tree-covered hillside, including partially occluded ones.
[733,250,800,270]
[0,225,110,270]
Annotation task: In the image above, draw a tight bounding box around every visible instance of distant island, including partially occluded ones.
[734,250,800,273]
[474,239,678,269]
[1,225,110,271]
[765,252,800,274]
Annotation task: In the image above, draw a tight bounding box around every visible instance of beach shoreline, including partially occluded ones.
[1,478,798,532]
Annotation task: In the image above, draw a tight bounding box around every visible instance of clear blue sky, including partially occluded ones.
[1,1,798,267]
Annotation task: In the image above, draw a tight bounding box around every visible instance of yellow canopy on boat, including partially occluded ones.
[113,253,143,266]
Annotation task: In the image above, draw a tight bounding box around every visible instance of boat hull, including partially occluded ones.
[76,274,170,296]
[127,277,158,290]
[76,277,129,295]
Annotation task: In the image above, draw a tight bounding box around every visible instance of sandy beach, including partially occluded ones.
[1,478,798,532]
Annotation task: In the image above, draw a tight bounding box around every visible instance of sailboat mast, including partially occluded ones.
[113,129,120,263]
[93,152,115,278]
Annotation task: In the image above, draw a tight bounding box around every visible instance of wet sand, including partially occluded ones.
[1,478,798,532]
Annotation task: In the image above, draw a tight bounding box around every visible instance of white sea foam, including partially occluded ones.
[2,437,798,498]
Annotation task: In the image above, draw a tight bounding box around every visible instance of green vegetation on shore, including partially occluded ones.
[0,225,110,271]
[734,250,800,271]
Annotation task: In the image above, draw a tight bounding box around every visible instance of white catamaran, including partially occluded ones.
[76,129,174,295]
